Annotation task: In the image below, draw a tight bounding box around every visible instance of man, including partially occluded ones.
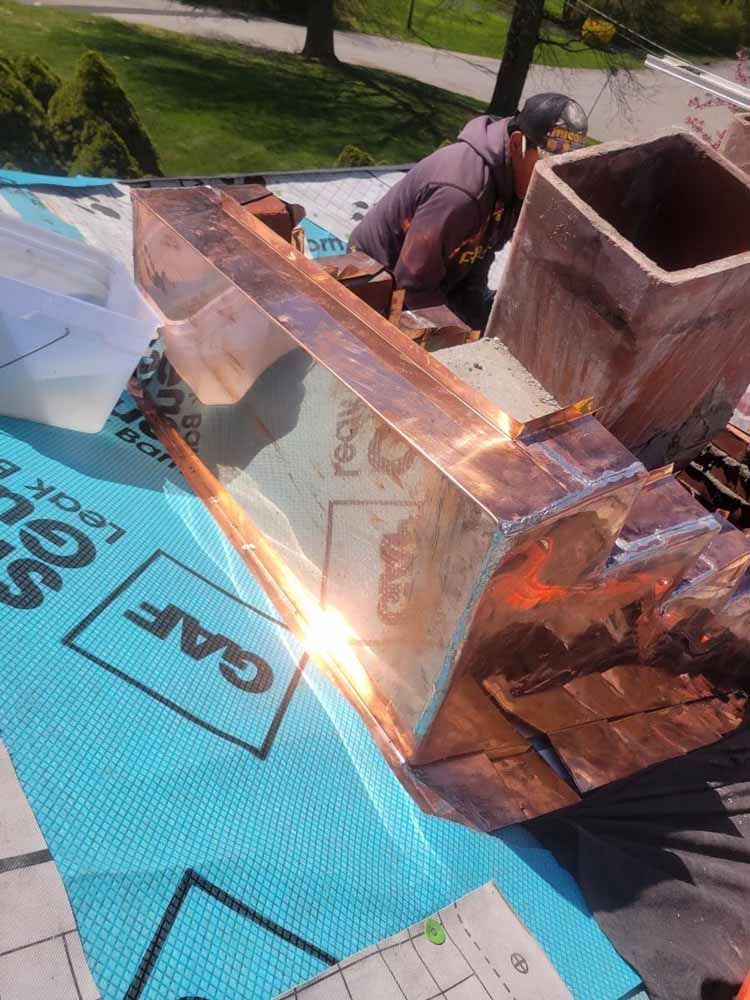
[349,92,589,330]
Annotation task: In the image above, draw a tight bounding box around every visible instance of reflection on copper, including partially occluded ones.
[645,701,728,753]
[131,186,749,831]
[471,474,722,697]
[414,749,578,831]
[693,696,745,734]
[520,397,593,437]
[563,673,633,718]
[410,675,528,767]
[490,750,579,819]
[551,722,643,792]
[553,695,747,792]
[641,517,750,672]
[483,674,598,733]
[610,712,688,767]
[413,753,529,831]
[135,384,417,759]
[397,301,474,350]
[681,673,716,699]
[602,664,690,712]
[563,667,710,718]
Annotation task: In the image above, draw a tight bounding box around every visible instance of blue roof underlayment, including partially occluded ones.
[0,170,645,1000]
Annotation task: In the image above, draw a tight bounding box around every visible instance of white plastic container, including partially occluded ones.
[161,285,295,406]
[0,216,160,433]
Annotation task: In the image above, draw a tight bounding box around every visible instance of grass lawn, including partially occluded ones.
[342,0,642,69]
[0,0,488,175]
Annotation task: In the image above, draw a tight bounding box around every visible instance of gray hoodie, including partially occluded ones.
[349,116,520,305]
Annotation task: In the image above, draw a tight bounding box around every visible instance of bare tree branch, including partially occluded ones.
[537,35,584,51]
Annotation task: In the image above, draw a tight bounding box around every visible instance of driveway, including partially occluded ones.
[27,0,740,144]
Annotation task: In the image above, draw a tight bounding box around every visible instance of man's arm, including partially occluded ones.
[392,186,478,308]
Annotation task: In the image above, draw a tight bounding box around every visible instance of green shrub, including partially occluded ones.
[48,50,160,175]
[597,0,744,56]
[68,120,140,178]
[335,143,376,167]
[0,56,62,173]
[675,1,747,55]
[14,54,62,109]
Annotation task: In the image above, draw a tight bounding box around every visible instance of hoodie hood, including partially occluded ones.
[457,115,514,203]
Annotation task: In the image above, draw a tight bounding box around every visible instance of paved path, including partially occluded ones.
[28,0,739,143]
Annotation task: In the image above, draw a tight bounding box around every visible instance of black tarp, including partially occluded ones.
[529,725,750,1000]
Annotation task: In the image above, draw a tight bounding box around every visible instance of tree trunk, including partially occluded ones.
[302,0,338,63]
[488,0,545,117]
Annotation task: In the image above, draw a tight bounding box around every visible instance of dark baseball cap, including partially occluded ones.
[515,93,589,154]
